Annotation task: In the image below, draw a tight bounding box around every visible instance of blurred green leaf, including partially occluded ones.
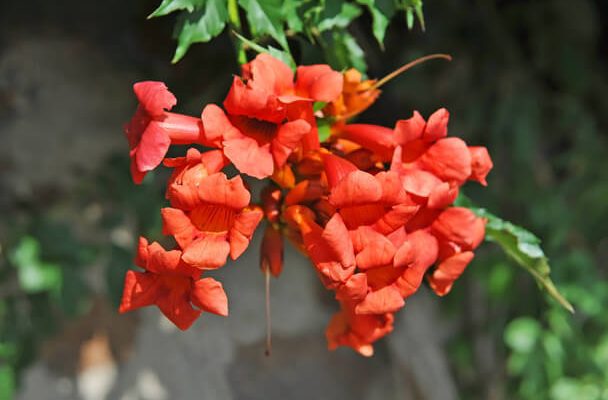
[10,237,62,295]
[457,195,574,313]
[326,30,367,73]
[399,0,424,31]
[172,0,229,62]
[505,317,541,353]
[282,0,303,33]
[317,119,331,142]
[355,0,395,46]
[0,366,15,400]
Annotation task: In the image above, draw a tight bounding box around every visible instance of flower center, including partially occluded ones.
[230,116,278,145]
[190,204,236,233]
[339,204,386,230]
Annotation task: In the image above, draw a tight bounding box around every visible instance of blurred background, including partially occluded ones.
[0,0,607,399]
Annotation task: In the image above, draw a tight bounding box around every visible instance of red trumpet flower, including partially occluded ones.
[119,237,228,330]
[125,81,214,184]
[161,172,263,269]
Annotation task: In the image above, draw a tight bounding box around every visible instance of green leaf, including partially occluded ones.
[233,32,295,69]
[313,101,327,112]
[325,30,367,73]
[457,195,574,313]
[172,0,229,63]
[317,1,362,33]
[282,0,304,33]
[317,119,331,142]
[356,0,395,47]
[398,0,425,31]
[10,237,62,294]
[149,0,204,18]
[238,0,289,50]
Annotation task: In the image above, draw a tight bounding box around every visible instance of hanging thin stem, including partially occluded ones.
[264,266,272,356]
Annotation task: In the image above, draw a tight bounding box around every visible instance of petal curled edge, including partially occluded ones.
[428,251,474,296]
[230,207,264,260]
[133,81,176,118]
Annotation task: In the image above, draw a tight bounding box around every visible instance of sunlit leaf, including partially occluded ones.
[172,0,228,63]
[149,0,204,18]
[317,1,362,33]
[239,0,289,50]
[457,195,574,313]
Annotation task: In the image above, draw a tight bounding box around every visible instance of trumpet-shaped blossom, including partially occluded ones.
[210,54,343,178]
[119,237,228,330]
[164,148,228,210]
[161,173,263,269]
[125,81,212,184]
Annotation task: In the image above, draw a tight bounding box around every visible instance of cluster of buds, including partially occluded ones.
[119,53,493,356]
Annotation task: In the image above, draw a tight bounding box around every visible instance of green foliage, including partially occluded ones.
[148,0,425,67]
[10,237,62,295]
[457,195,573,313]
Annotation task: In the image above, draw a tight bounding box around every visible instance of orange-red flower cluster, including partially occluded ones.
[120,54,493,355]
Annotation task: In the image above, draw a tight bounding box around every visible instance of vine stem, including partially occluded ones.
[369,53,453,90]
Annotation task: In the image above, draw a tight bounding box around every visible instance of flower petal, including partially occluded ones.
[133,81,176,117]
[161,207,197,249]
[156,289,201,330]
[223,137,274,179]
[394,111,425,145]
[355,286,404,314]
[271,119,311,167]
[182,235,230,270]
[229,207,264,260]
[191,277,229,316]
[295,64,343,102]
[419,137,472,183]
[135,121,171,172]
[423,108,449,141]
[351,227,396,270]
[428,251,474,296]
[468,146,493,186]
[329,170,382,208]
[118,271,162,313]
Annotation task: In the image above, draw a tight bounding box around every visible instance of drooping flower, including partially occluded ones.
[161,172,263,269]
[119,237,228,330]
[125,81,214,184]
